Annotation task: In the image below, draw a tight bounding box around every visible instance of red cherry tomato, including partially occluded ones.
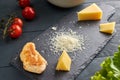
[9,24,22,38]
[19,0,30,8]
[22,7,35,20]
[12,18,23,28]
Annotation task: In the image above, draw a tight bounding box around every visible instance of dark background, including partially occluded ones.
[0,0,120,80]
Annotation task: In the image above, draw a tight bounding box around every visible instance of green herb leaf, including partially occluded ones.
[91,45,120,80]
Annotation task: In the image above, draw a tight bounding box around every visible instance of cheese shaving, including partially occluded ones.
[51,26,57,30]
[49,29,84,53]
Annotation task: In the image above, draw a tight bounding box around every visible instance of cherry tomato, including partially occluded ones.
[12,18,23,28]
[9,24,22,39]
[22,6,35,20]
[19,0,30,8]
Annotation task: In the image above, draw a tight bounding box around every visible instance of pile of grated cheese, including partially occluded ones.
[49,29,84,53]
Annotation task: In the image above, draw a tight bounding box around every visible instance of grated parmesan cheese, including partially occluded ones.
[49,29,84,53]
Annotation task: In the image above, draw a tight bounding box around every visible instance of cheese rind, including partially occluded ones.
[77,3,103,21]
[100,22,116,34]
[56,50,71,71]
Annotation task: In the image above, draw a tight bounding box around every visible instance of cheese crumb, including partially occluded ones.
[51,26,57,30]
[49,29,84,53]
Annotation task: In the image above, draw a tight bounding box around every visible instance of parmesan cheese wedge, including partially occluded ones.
[77,3,103,21]
[56,50,71,71]
[100,22,116,34]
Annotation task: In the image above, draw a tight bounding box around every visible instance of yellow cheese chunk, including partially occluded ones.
[77,3,103,21]
[56,50,71,71]
[100,22,116,34]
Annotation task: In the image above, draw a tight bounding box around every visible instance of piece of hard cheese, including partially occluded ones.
[100,22,116,34]
[56,50,71,71]
[77,3,103,21]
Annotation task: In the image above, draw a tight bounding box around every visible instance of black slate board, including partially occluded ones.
[10,4,116,80]
[76,57,107,80]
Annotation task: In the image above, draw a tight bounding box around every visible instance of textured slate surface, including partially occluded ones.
[76,24,120,80]
[76,57,106,80]
[0,67,28,80]
[11,4,116,80]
